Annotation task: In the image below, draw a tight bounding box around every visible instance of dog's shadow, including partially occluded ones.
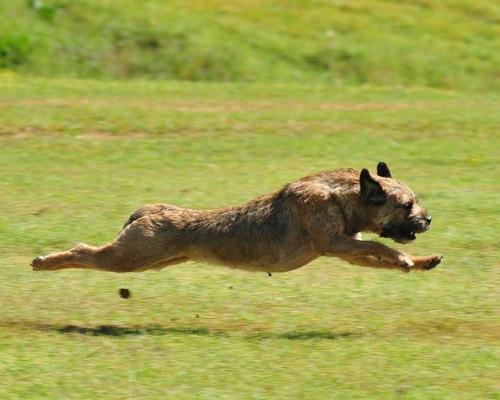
[5,320,358,340]
[57,324,213,337]
[57,324,358,340]
[251,330,357,340]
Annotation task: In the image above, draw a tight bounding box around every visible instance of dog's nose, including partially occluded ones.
[426,215,432,224]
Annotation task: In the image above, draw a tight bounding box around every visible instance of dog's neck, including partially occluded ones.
[335,192,372,236]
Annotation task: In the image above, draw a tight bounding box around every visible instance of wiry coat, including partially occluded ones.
[32,164,443,274]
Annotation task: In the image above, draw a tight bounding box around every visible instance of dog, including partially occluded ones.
[31,162,442,274]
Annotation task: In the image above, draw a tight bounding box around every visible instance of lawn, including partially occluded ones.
[0,76,498,399]
[1,0,499,90]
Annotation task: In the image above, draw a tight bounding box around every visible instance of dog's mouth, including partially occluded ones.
[380,220,429,244]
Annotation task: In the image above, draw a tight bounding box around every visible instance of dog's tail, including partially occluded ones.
[122,209,146,230]
[122,204,173,231]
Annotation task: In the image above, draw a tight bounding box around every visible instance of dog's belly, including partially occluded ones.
[264,248,319,272]
[191,241,318,273]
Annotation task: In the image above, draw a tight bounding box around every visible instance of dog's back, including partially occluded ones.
[123,189,310,270]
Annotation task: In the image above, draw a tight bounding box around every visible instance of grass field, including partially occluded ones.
[0,76,499,399]
[1,0,499,90]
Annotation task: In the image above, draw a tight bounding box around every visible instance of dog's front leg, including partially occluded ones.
[340,255,412,272]
[339,254,443,272]
[409,254,443,271]
[317,235,414,270]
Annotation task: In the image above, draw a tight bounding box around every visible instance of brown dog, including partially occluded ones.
[32,162,442,274]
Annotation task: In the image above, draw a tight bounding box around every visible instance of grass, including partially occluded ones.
[0,75,499,399]
[1,0,499,90]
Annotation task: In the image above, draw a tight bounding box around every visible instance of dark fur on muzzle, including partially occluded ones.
[380,218,430,243]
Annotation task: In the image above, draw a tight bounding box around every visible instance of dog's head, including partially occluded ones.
[360,162,432,243]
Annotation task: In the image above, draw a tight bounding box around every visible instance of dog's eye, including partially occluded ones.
[403,202,413,210]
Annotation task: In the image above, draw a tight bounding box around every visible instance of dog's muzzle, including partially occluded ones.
[380,217,431,243]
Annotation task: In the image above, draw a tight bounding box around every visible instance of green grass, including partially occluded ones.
[1,0,499,90]
[0,76,499,399]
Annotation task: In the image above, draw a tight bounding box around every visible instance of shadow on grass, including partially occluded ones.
[252,330,358,340]
[56,325,358,340]
[56,325,359,340]
[59,325,359,340]
[0,320,216,337]
[57,324,213,337]
[2,320,358,340]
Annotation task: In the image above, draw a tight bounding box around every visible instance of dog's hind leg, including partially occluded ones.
[32,209,193,273]
[32,214,188,272]
[31,243,148,272]
[147,256,190,271]
[32,241,186,273]
[32,243,109,272]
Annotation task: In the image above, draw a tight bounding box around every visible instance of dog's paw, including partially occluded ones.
[423,254,443,270]
[411,254,443,271]
[396,254,414,273]
[31,256,46,271]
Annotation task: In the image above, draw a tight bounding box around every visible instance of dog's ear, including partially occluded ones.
[360,169,387,205]
[376,161,392,178]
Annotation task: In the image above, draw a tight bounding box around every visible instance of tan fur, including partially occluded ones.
[31,164,442,274]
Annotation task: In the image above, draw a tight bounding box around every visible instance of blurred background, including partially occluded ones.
[1,0,498,89]
[0,1,498,399]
